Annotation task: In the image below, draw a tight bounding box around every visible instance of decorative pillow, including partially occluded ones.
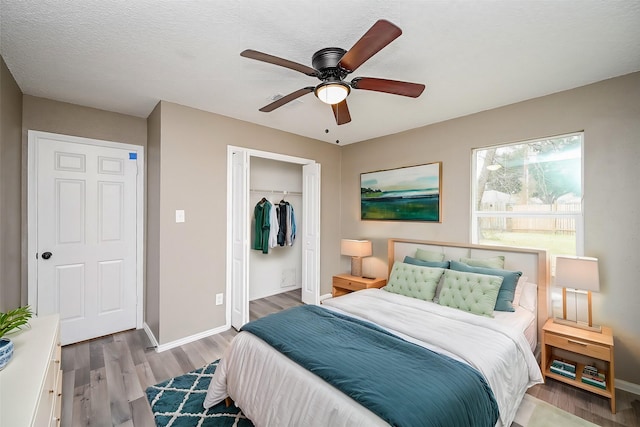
[403,256,450,269]
[438,270,503,317]
[382,262,445,301]
[459,255,505,269]
[415,248,445,262]
[512,275,529,307]
[449,261,522,312]
[519,282,538,313]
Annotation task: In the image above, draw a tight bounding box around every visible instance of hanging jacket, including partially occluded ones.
[268,201,280,249]
[252,199,271,254]
[285,202,297,246]
[277,200,287,246]
[289,204,296,245]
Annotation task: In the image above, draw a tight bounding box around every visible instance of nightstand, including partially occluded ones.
[332,274,387,297]
[541,318,616,413]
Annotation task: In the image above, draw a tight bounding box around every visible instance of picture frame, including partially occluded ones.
[360,162,442,222]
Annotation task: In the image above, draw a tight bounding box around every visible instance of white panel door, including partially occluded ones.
[36,138,138,345]
[301,162,320,305]
[231,150,249,330]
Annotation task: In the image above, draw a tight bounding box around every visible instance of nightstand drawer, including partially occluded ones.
[545,333,611,361]
[332,277,364,291]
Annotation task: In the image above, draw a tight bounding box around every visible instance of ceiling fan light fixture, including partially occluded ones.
[315,82,350,105]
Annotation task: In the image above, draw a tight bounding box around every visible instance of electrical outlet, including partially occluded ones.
[175,209,185,223]
[215,293,223,305]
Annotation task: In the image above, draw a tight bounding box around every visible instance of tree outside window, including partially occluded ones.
[472,133,583,258]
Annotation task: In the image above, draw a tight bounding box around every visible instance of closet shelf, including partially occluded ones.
[250,189,302,196]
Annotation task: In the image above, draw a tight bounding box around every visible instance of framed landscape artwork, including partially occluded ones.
[361,162,442,222]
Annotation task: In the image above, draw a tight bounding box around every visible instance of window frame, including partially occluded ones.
[470,132,585,257]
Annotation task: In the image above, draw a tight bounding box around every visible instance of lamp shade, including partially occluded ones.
[340,239,372,257]
[555,256,600,292]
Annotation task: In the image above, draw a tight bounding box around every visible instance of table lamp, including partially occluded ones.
[340,239,372,277]
[553,255,601,332]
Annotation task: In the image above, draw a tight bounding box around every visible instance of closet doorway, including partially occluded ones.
[226,146,320,330]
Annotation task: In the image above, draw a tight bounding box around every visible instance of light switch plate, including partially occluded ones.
[215,293,223,305]
[175,209,185,223]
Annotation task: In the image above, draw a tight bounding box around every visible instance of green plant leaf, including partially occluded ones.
[0,306,33,338]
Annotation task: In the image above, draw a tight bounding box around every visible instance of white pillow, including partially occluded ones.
[519,282,537,313]
[512,275,528,307]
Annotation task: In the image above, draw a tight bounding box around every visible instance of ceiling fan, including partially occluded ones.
[241,19,426,125]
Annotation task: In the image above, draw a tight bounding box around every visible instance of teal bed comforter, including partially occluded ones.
[241,305,499,427]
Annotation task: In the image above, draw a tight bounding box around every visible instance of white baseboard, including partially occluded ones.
[143,323,159,349]
[143,322,231,353]
[616,378,640,396]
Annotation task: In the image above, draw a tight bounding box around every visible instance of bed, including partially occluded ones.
[205,239,549,426]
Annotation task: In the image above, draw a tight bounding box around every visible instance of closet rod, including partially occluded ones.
[250,188,302,196]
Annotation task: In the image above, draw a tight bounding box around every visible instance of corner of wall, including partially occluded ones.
[1,54,24,310]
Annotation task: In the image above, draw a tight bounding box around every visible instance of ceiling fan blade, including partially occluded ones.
[351,77,425,98]
[331,100,351,125]
[338,20,402,73]
[258,87,315,112]
[241,49,318,77]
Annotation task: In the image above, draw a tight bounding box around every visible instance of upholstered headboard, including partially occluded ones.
[388,238,550,344]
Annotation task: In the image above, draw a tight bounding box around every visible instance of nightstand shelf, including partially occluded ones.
[332,274,386,297]
[541,318,615,413]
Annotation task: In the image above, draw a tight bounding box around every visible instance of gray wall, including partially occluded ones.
[0,56,23,311]
[146,102,161,339]
[148,101,342,345]
[340,72,640,385]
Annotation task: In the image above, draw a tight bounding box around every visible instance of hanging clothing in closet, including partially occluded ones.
[276,200,296,247]
[252,198,271,254]
[268,203,279,249]
[253,197,297,253]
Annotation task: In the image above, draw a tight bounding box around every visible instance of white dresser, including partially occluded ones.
[0,314,62,427]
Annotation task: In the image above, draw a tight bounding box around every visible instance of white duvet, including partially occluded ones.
[205,289,543,427]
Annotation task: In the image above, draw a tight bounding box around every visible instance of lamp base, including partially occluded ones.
[553,317,602,333]
[350,257,363,277]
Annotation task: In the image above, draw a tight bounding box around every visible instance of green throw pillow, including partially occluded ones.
[415,248,445,262]
[460,256,505,269]
[383,262,445,301]
[450,261,522,312]
[438,270,503,317]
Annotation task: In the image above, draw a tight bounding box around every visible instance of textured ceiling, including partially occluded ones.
[2,1,639,145]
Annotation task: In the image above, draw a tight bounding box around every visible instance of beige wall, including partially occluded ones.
[146,103,161,338]
[0,56,23,311]
[22,95,148,147]
[151,101,342,344]
[340,72,640,385]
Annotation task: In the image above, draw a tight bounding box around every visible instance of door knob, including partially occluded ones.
[42,252,53,260]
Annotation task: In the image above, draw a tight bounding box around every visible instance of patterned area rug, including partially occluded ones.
[145,360,252,427]
[146,360,596,427]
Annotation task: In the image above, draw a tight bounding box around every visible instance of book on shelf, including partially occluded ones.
[582,375,606,389]
[550,366,576,379]
[581,365,606,389]
[550,360,576,379]
[551,359,576,372]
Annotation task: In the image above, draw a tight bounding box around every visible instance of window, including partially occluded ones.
[472,133,583,259]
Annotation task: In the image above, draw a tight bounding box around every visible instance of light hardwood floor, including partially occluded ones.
[61,289,639,427]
